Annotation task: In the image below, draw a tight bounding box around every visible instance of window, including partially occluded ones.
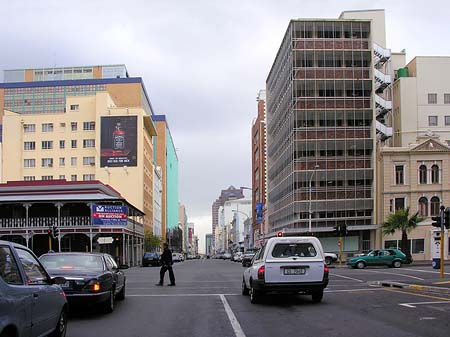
[384,240,398,249]
[24,176,35,181]
[59,175,65,180]
[411,239,425,254]
[71,122,77,131]
[83,139,95,148]
[428,116,438,126]
[0,246,23,285]
[428,93,437,104]
[83,174,96,181]
[419,165,427,184]
[41,176,53,180]
[24,141,36,151]
[431,196,440,216]
[389,199,393,212]
[59,140,65,149]
[395,165,404,185]
[431,165,439,184]
[41,141,53,150]
[42,123,53,132]
[15,248,48,285]
[59,157,65,167]
[41,158,53,167]
[271,243,317,258]
[71,175,77,181]
[445,116,450,126]
[83,157,95,166]
[71,157,77,166]
[418,197,428,217]
[23,124,36,133]
[83,121,95,131]
[444,94,450,104]
[70,104,79,111]
[24,159,36,168]
[71,140,77,148]
[394,198,405,211]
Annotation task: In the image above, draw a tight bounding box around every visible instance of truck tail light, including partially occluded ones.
[257,265,265,280]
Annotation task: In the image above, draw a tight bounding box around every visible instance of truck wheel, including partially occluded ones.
[242,278,249,296]
[325,257,332,265]
[311,290,323,303]
[250,282,262,304]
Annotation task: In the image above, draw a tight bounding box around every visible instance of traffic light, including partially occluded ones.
[334,224,348,236]
[445,208,450,230]
[52,225,59,238]
[341,224,348,236]
[431,215,442,228]
[277,231,283,237]
[47,226,52,237]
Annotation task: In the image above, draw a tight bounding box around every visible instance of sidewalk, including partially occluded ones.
[371,279,450,296]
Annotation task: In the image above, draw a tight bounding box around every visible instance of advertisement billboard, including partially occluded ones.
[92,204,128,226]
[256,203,264,224]
[100,116,137,167]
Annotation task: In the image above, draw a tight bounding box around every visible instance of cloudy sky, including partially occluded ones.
[2,0,450,252]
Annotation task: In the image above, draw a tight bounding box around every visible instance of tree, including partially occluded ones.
[382,207,424,263]
[144,230,162,252]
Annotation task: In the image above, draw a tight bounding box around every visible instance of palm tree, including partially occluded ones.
[382,207,424,263]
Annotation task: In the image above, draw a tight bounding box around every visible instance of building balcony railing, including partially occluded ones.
[294,129,372,140]
[294,98,371,109]
[294,68,370,80]
[294,160,372,170]
[293,39,370,50]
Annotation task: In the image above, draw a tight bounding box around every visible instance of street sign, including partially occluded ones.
[91,205,128,226]
[97,237,114,244]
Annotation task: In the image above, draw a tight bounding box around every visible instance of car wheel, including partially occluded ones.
[242,278,249,296]
[393,260,402,268]
[116,283,126,301]
[49,307,67,337]
[104,289,115,313]
[250,282,262,304]
[325,257,332,266]
[311,290,324,303]
[356,261,365,269]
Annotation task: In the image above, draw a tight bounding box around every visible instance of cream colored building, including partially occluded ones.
[2,91,157,232]
[377,138,450,260]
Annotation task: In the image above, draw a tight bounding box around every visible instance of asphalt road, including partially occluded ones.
[66,259,450,337]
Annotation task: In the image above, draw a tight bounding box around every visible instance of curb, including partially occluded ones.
[370,280,450,295]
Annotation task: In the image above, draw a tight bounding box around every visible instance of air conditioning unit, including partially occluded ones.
[60,123,66,127]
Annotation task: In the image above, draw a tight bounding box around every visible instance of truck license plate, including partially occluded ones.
[283,268,305,275]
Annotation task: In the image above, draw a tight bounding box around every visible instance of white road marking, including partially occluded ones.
[129,286,239,290]
[127,293,240,297]
[362,270,425,281]
[399,301,450,308]
[324,288,384,293]
[220,295,247,337]
[401,268,450,276]
[331,274,364,282]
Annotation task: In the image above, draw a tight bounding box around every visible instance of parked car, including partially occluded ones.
[40,252,126,313]
[232,252,243,262]
[242,248,259,267]
[223,253,232,260]
[347,249,407,269]
[242,236,329,304]
[172,253,183,262]
[142,252,161,267]
[324,252,338,265]
[0,240,68,337]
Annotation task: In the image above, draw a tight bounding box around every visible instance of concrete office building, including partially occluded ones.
[266,10,393,252]
[251,90,268,247]
[205,233,213,256]
[153,166,163,239]
[178,203,188,252]
[0,65,157,234]
[153,115,179,243]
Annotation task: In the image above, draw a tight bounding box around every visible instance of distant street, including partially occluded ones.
[67,260,450,337]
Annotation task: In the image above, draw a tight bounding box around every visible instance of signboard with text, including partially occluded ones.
[256,203,264,224]
[91,205,128,226]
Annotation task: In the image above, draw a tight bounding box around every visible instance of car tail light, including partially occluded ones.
[324,265,329,275]
[257,265,265,280]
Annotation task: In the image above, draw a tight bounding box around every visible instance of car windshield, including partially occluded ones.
[144,253,157,257]
[40,254,104,271]
[271,243,317,258]
[245,249,258,254]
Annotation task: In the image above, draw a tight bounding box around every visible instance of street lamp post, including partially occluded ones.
[308,165,320,233]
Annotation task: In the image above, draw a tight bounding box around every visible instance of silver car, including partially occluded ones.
[0,240,68,337]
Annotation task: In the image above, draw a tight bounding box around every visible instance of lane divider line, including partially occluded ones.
[127,293,240,297]
[220,295,247,337]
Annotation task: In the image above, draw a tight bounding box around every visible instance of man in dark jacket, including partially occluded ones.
[156,243,175,286]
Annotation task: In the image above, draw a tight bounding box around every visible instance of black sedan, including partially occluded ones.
[40,252,126,313]
[142,252,161,267]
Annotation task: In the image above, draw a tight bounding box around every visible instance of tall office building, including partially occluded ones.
[266,10,392,251]
[153,115,179,243]
[0,64,157,232]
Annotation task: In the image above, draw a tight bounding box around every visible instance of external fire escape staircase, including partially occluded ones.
[373,43,393,141]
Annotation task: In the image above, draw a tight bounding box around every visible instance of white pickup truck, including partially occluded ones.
[242,236,329,304]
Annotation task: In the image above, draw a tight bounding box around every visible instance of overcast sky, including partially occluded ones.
[2,0,450,253]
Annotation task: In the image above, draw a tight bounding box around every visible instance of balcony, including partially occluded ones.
[374,69,392,93]
[375,120,393,141]
[294,68,370,80]
[293,39,370,51]
[373,43,391,68]
[375,95,392,118]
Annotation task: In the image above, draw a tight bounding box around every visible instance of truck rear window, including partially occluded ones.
[271,243,317,258]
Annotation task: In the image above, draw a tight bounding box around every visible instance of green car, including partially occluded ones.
[347,249,407,269]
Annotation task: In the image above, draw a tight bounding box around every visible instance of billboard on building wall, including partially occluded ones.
[256,203,264,224]
[100,116,137,167]
[91,204,128,226]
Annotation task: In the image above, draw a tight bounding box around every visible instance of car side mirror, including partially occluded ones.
[51,276,67,285]
[118,264,129,269]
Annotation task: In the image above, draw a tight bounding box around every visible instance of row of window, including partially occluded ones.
[24,139,95,150]
[428,93,450,104]
[428,115,450,126]
[384,239,425,255]
[23,121,95,133]
[390,196,441,216]
[24,157,95,168]
[24,174,95,181]
[395,164,440,185]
